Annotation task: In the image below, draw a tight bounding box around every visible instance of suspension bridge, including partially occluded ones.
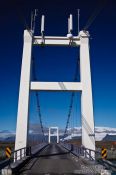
[0,9,115,175]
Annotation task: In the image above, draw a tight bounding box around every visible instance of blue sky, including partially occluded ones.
[0,0,116,131]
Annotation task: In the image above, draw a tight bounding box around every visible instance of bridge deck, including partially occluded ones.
[19,144,101,174]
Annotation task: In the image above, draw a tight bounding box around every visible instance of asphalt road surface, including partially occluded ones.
[19,143,84,174]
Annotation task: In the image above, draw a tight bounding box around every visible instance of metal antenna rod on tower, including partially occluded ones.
[31,9,38,33]
[31,12,33,31]
[78,9,80,35]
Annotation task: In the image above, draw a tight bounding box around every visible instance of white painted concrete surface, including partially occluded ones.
[80,31,95,157]
[15,30,32,151]
[49,127,59,143]
[31,82,82,91]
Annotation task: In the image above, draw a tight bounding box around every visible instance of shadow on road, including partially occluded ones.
[35,150,71,158]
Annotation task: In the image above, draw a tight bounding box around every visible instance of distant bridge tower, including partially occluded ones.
[48,127,59,143]
[15,13,95,157]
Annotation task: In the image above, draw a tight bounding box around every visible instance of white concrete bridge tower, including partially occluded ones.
[15,14,95,158]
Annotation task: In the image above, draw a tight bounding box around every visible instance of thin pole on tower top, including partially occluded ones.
[33,9,38,32]
[78,9,80,35]
[31,12,33,31]
[68,18,70,33]
[31,9,38,33]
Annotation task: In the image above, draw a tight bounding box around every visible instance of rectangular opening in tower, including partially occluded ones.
[32,46,80,82]
[29,91,82,146]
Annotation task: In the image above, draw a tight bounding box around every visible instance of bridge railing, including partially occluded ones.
[0,143,48,171]
[0,147,29,172]
[13,142,48,161]
[60,142,101,161]
[13,147,31,162]
[83,147,101,161]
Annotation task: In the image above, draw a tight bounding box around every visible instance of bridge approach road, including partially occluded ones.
[19,143,99,174]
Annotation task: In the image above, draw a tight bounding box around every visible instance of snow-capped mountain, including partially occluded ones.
[95,127,116,141]
[0,126,116,142]
[62,127,116,141]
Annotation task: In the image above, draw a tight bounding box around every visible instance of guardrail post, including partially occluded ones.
[89,150,91,160]
[24,148,26,157]
[26,147,31,156]
[14,152,16,162]
[84,149,86,158]
[79,147,81,155]
[81,147,84,156]
[20,149,22,159]
[71,144,73,152]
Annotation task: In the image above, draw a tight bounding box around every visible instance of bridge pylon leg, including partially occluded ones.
[15,30,32,153]
[57,128,59,143]
[80,31,95,158]
[48,128,51,143]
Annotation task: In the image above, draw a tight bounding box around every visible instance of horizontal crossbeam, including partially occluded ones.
[30,82,82,91]
[33,36,80,46]
[49,127,58,129]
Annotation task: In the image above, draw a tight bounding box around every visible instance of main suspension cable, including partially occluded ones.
[83,0,108,30]
[32,56,45,141]
[64,57,80,136]
[12,1,45,139]
[11,0,39,44]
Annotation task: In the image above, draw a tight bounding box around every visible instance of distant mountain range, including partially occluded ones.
[0,125,116,142]
[102,134,116,141]
[0,130,15,141]
[62,127,116,141]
